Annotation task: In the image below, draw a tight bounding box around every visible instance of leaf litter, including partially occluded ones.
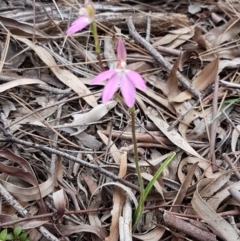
[0,1,240,241]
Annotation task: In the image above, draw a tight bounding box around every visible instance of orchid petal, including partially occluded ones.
[102,74,119,102]
[90,70,116,85]
[66,16,91,36]
[121,74,136,107]
[117,38,127,62]
[126,70,147,91]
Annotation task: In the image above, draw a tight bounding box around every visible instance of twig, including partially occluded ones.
[127,18,201,98]
[145,11,151,42]
[0,136,140,192]
[220,79,240,88]
[210,77,219,172]
[163,211,217,241]
[223,153,240,180]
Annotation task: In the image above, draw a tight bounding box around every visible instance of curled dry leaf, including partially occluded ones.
[0,149,53,202]
[0,176,54,202]
[14,37,97,107]
[91,182,138,208]
[132,227,165,241]
[0,16,48,37]
[54,101,117,135]
[231,125,240,152]
[218,58,240,74]
[0,78,47,93]
[207,181,240,211]
[45,223,107,240]
[193,26,208,50]
[0,150,37,186]
[54,156,63,187]
[178,157,221,183]
[20,220,49,230]
[52,189,66,218]
[192,179,240,241]
[0,97,16,117]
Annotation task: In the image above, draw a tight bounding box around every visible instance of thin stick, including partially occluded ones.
[0,136,140,192]
[210,77,219,172]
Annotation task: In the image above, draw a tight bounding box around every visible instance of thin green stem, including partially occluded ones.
[130,107,145,230]
[90,22,104,71]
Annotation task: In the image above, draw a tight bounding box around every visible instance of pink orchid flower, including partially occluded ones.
[90,39,147,107]
[66,1,95,36]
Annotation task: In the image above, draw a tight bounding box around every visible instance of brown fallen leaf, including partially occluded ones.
[53,189,66,219]
[171,162,198,213]
[54,101,117,135]
[132,227,165,241]
[193,26,208,50]
[0,176,54,202]
[0,150,37,186]
[0,16,49,38]
[207,181,240,211]
[0,97,16,117]
[147,113,202,159]
[177,157,221,183]
[0,78,47,93]
[44,223,107,240]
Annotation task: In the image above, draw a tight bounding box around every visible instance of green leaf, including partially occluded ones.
[13,227,21,238]
[133,152,176,228]
[213,98,240,121]
[19,232,28,241]
[143,152,176,200]
[5,234,13,240]
[0,229,8,241]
